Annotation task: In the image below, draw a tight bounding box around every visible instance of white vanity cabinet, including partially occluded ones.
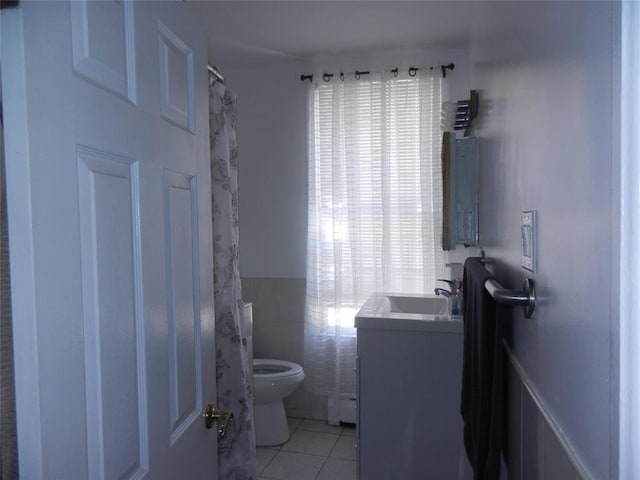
[355,299,467,479]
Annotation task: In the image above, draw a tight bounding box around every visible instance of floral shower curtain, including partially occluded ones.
[209,73,257,479]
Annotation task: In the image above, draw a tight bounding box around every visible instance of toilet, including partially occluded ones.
[253,358,305,446]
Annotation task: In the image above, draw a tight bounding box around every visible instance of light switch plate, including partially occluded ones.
[521,210,536,273]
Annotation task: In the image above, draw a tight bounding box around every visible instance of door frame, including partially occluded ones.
[2,7,45,476]
[619,1,640,478]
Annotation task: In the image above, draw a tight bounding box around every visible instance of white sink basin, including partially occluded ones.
[355,292,461,332]
[385,294,449,316]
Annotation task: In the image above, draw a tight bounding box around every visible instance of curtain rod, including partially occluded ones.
[208,65,225,84]
[300,63,454,83]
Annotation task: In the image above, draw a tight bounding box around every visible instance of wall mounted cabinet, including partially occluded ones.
[443,136,479,249]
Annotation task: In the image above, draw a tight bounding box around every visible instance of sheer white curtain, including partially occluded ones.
[304,69,446,419]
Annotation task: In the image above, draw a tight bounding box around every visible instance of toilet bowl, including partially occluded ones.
[253,358,305,446]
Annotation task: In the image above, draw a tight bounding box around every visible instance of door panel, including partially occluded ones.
[163,170,202,443]
[158,22,195,132]
[1,2,217,478]
[77,146,148,479]
[70,0,136,102]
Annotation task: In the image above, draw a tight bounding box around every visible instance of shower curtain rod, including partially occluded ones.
[300,63,454,83]
[208,65,225,84]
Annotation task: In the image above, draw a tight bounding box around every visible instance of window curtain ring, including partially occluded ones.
[408,67,418,77]
[323,73,333,82]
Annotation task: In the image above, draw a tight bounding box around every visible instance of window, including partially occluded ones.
[303,69,446,399]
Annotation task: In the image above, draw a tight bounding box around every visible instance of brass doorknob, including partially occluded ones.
[203,403,233,438]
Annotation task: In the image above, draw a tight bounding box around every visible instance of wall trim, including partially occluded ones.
[610,2,622,479]
[503,341,594,480]
[619,2,640,478]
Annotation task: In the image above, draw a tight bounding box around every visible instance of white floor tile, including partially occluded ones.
[298,418,344,435]
[256,446,279,475]
[271,417,357,479]
[330,435,357,461]
[260,450,325,480]
[281,429,340,457]
[287,416,303,434]
[316,458,357,480]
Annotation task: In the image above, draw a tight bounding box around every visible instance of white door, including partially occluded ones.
[2,1,218,478]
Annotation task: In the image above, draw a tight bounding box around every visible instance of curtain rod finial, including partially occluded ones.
[441,63,455,78]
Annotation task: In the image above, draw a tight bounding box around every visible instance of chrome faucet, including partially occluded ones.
[434,288,452,298]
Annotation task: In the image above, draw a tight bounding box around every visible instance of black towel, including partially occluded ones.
[461,257,504,480]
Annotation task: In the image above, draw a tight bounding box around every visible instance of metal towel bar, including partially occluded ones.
[484,278,536,318]
[479,251,536,318]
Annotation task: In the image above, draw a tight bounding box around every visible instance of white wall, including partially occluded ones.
[468,2,619,478]
[224,61,308,278]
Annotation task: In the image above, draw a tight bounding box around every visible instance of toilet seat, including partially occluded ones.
[253,359,303,379]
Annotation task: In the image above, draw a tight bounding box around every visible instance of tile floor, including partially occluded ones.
[257,417,357,480]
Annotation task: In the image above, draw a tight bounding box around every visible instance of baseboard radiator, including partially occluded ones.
[327,393,356,425]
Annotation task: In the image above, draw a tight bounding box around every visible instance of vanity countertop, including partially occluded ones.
[355,292,463,333]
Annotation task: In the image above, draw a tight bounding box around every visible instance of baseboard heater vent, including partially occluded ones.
[328,394,356,425]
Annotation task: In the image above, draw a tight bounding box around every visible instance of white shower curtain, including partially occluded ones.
[209,74,257,479]
[304,69,446,421]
